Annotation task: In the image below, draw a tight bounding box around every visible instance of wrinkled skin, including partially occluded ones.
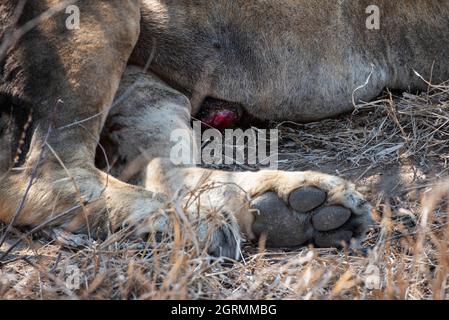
[1,0,448,258]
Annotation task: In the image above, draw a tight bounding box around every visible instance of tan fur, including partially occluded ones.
[2,1,447,256]
[132,0,449,121]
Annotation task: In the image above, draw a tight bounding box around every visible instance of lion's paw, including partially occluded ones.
[250,175,374,248]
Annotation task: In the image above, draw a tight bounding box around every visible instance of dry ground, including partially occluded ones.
[1,82,449,300]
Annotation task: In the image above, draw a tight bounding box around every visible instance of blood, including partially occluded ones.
[198,98,242,130]
[201,109,239,130]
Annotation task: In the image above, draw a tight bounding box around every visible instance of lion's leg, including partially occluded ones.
[0,2,238,258]
[0,1,154,234]
[105,67,374,249]
[153,164,374,248]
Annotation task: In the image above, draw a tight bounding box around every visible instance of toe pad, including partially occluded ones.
[288,187,326,212]
[312,206,351,232]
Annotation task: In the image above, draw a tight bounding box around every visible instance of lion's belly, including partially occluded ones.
[203,1,449,121]
[208,49,389,122]
[205,25,390,121]
[139,0,449,122]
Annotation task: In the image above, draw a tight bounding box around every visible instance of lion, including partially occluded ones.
[1,0,447,258]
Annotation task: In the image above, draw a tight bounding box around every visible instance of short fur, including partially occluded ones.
[1,0,447,256]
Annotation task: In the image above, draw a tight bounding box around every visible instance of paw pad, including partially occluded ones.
[252,192,312,247]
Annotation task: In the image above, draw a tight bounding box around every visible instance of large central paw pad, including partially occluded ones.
[251,186,372,248]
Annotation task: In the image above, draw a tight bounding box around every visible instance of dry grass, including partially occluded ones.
[1,83,449,300]
[275,82,449,173]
